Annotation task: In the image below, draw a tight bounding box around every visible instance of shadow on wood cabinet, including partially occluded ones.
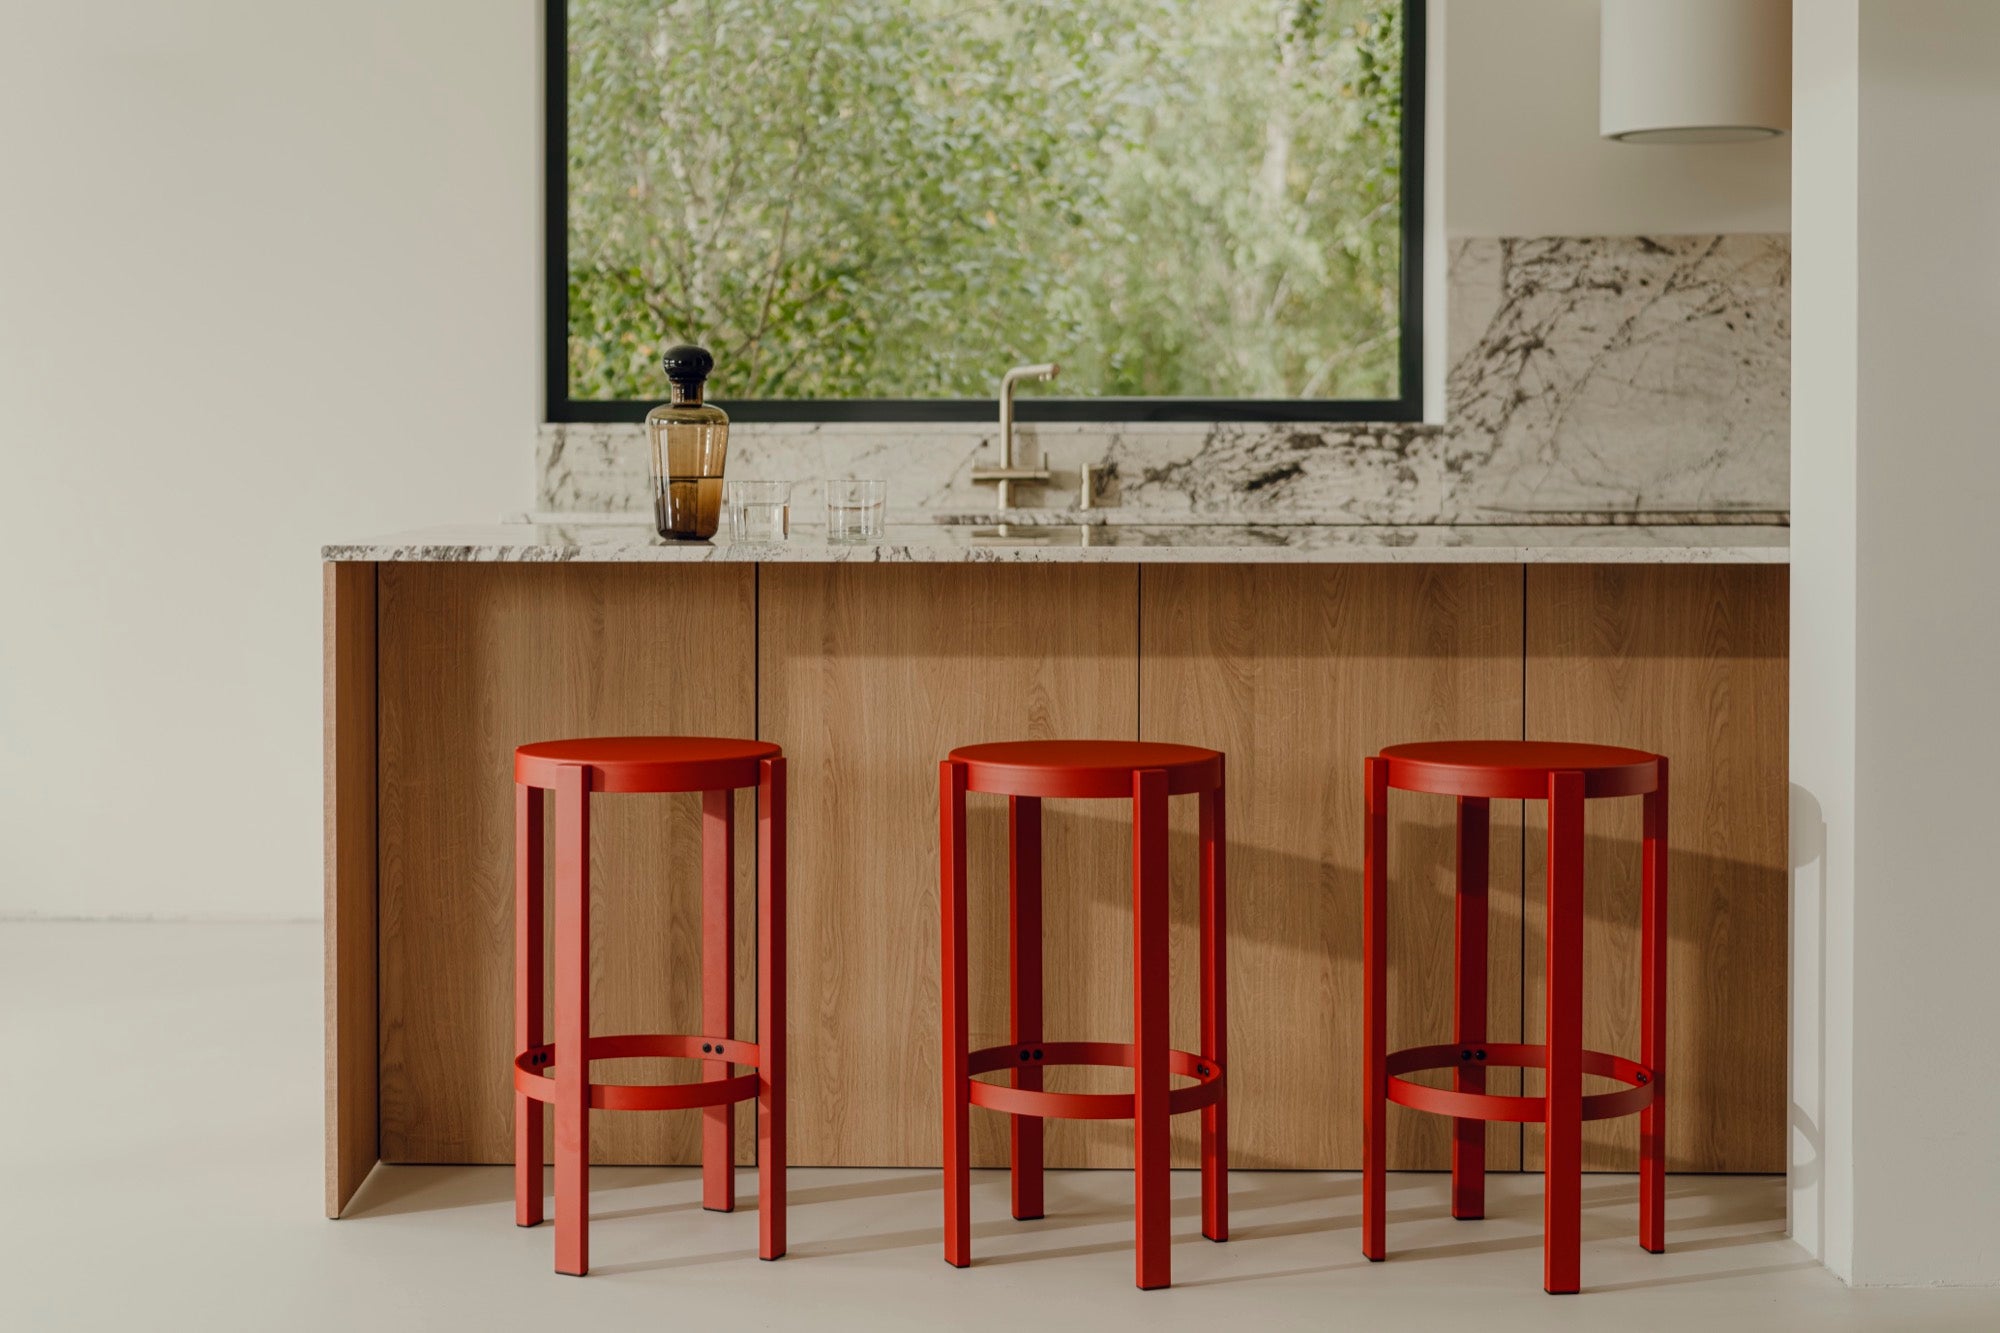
[356,561,1785,1178]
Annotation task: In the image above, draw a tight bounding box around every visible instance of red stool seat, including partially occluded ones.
[1363,739,1669,1294]
[940,739,1229,1290]
[1379,740,1660,799]
[512,735,786,1276]
[948,740,1222,798]
[515,735,780,792]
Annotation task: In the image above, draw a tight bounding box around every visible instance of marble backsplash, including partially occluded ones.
[540,235,1789,524]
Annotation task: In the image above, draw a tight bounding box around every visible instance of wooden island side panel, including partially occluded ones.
[759,564,1142,1168]
[376,563,758,1166]
[1141,564,1527,1172]
[1523,565,1788,1174]
[325,562,379,1215]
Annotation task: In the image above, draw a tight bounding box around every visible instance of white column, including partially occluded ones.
[1792,0,2000,1287]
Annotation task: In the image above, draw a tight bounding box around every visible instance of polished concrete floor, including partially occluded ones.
[6,921,1997,1330]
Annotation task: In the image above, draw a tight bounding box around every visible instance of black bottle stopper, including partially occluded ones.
[662,343,715,387]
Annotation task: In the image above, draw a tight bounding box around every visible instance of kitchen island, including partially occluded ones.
[324,521,1787,1217]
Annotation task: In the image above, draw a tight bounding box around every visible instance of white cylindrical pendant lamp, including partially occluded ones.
[1600,0,1791,143]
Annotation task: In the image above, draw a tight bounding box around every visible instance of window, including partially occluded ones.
[548,0,1424,422]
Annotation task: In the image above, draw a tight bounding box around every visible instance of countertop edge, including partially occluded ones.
[320,540,1790,566]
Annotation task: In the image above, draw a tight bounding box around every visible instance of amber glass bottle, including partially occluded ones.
[646,344,729,540]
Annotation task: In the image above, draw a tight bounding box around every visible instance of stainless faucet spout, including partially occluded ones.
[997,362,1059,471]
[987,362,1060,510]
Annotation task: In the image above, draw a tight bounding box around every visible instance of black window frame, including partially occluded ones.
[544,0,1425,424]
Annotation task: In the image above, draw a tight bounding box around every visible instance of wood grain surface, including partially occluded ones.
[1140,564,1527,1171]
[1522,565,1788,1173]
[354,560,1786,1175]
[325,562,379,1214]
[376,563,757,1165]
[758,563,1142,1167]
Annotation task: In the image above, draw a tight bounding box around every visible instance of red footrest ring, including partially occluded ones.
[965,1040,1222,1121]
[1385,1041,1655,1124]
[515,1033,763,1112]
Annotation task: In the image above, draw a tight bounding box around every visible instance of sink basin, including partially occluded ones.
[929,510,1110,527]
[966,523,1085,544]
[956,522,1145,547]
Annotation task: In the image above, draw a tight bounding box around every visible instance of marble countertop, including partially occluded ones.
[324,518,1788,565]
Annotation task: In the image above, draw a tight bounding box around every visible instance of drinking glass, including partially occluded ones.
[726,480,791,542]
[824,479,887,543]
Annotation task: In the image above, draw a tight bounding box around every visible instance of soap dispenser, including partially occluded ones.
[646,344,730,540]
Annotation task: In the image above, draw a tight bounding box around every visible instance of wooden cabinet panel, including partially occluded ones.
[759,564,1139,1168]
[1523,565,1787,1173]
[377,564,757,1165]
[325,562,378,1215]
[1141,565,1526,1171]
[355,557,1784,1175]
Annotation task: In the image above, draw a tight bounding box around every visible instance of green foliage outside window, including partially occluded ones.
[565,0,1405,402]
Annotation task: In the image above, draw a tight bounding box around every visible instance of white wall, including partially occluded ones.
[1793,0,2000,1287]
[0,3,1789,920]
[1848,0,2000,1287]
[1443,0,1790,235]
[0,2,542,917]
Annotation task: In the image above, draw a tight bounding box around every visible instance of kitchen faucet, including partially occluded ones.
[972,362,1059,510]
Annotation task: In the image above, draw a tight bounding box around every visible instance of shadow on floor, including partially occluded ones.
[348,1164,1797,1295]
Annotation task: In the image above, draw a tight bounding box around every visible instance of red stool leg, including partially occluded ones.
[940,760,972,1268]
[1452,796,1490,1221]
[1639,761,1669,1253]
[1009,795,1045,1221]
[514,784,545,1228]
[553,764,592,1277]
[1544,771,1586,1294]
[1132,768,1171,1291]
[1199,767,1228,1242]
[1362,756,1389,1261]
[758,758,788,1260]
[702,788,736,1213]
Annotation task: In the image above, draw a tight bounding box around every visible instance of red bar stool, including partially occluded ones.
[939,740,1229,1291]
[512,736,787,1277]
[1361,740,1667,1294]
